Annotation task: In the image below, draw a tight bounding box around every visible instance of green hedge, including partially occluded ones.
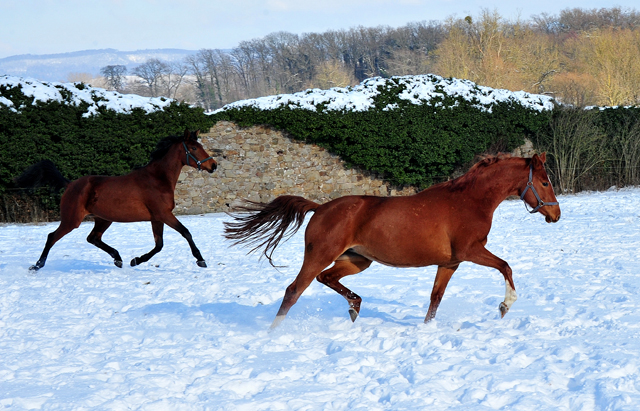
[0,84,215,195]
[210,80,553,187]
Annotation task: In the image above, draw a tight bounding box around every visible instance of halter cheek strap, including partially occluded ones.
[183,142,214,170]
[520,164,559,213]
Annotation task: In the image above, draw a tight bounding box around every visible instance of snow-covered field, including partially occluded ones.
[1,188,640,410]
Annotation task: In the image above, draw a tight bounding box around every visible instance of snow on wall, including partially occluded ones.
[214,74,556,114]
[0,75,173,117]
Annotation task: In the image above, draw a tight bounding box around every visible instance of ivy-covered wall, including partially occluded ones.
[210,78,553,188]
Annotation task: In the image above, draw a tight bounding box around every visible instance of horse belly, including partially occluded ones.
[85,180,154,222]
[352,227,453,268]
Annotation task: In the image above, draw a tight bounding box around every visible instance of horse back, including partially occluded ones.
[309,189,493,267]
[62,173,173,222]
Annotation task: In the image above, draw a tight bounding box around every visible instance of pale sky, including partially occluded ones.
[1,0,638,59]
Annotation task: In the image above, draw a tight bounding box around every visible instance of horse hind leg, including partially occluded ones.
[30,222,77,270]
[271,253,340,329]
[424,264,459,323]
[31,182,89,271]
[316,250,372,322]
[87,217,123,268]
[131,221,164,266]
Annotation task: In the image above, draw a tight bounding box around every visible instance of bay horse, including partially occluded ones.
[225,153,560,328]
[16,130,217,271]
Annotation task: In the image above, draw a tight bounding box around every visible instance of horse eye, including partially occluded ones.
[542,182,549,187]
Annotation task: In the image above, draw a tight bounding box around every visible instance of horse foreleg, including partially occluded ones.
[131,221,164,266]
[465,244,516,318]
[87,218,123,268]
[316,251,372,322]
[164,215,206,267]
[424,264,459,323]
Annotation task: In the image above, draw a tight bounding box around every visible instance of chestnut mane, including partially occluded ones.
[442,153,516,192]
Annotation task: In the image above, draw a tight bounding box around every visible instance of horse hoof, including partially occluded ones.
[130,258,138,267]
[270,315,286,330]
[499,302,509,318]
[29,265,40,271]
[114,260,123,268]
[197,260,207,268]
[348,308,359,322]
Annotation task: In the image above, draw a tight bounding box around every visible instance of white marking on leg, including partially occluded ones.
[270,315,286,330]
[503,282,518,310]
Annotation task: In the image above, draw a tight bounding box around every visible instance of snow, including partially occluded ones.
[214,74,556,114]
[1,74,557,119]
[0,75,173,117]
[2,188,640,409]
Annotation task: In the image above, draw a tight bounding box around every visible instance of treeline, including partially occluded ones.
[94,7,640,110]
[536,107,640,193]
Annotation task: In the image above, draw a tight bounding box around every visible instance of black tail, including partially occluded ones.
[14,160,70,192]
[224,195,319,266]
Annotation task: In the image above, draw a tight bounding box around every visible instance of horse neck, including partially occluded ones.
[145,144,185,186]
[448,159,529,213]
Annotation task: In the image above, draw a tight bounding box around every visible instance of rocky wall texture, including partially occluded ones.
[173,121,417,215]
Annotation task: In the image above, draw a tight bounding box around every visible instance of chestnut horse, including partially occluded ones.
[17,130,217,271]
[225,153,560,328]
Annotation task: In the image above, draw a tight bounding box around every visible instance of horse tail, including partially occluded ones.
[224,195,320,266]
[13,160,70,192]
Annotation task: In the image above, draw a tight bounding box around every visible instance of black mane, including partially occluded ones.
[146,131,200,164]
[148,134,183,163]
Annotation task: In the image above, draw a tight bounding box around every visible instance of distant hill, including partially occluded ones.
[0,49,197,82]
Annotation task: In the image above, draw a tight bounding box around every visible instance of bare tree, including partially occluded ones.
[160,61,189,99]
[132,59,170,97]
[100,65,127,92]
[538,108,606,193]
[609,113,640,186]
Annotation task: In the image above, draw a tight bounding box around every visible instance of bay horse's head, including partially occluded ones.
[520,153,560,223]
[182,129,217,173]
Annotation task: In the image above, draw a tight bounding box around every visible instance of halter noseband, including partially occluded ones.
[183,141,214,170]
[520,163,559,213]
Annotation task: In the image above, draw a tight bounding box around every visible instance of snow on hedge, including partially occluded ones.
[0,75,173,117]
[214,74,556,114]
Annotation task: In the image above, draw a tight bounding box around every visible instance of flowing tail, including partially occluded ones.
[14,160,70,192]
[224,195,319,266]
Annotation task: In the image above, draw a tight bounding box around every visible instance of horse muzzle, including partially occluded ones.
[545,212,561,223]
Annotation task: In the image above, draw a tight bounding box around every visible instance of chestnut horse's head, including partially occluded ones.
[520,153,560,223]
[182,129,217,173]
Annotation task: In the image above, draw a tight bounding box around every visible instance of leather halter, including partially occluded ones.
[183,142,214,170]
[520,163,559,213]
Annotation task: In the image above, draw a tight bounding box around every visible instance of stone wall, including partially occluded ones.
[173,121,417,215]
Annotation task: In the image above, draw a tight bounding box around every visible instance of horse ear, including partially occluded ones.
[183,129,190,141]
[539,152,547,163]
[195,130,200,138]
[530,153,542,168]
